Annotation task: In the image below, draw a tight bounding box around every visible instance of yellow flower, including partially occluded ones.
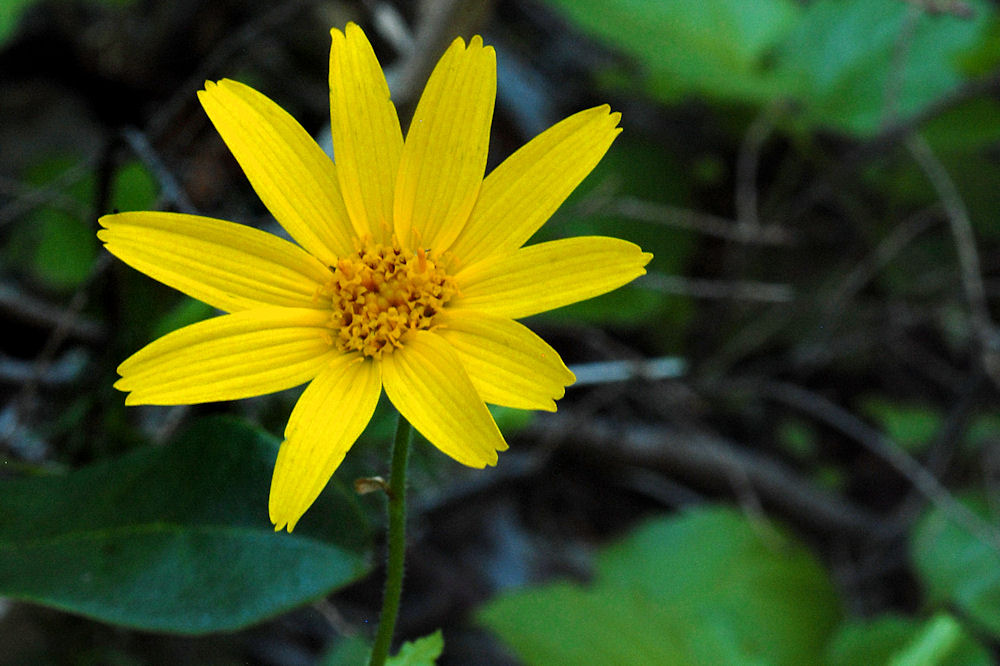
[99,23,651,531]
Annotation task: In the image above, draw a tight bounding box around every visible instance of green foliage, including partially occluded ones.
[12,157,159,290]
[826,613,991,665]
[543,0,995,137]
[964,413,1000,454]
[33,208,98,289]
[478,506,841,665]
[320,630,443,666]
[776,0,991,135]
[16,156,98,290]
[776,417,819,459]
[488,404,536,435]
[910,494,1000,638]
[921,98,1000,153]
[388,630,444,665]
[0,0,38,45]
[860,397,943,454]
[150,297,217,339]
[320,636,373,666]
[543,0,800,105]
[0,417,372,634]
[110,160,159,212]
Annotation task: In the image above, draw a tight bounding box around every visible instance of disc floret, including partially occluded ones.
[325,239,456,358]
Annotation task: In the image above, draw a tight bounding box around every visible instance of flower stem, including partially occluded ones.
[368,412,413,666]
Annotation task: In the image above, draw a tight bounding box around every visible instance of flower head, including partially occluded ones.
[99,24,651,531]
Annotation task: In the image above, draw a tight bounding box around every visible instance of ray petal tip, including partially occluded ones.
[271,514,295,533]
[343,21,364,39]
[269,500,297,533]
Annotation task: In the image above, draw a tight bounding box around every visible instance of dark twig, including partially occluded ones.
[0,283,105,343]
[0,350,88,386]
[888,370,988,532]
[641,272,795,303]
[751,380,1000,552]
[604,196,795,246]
[826,206,940,313]
[122,127,197,214]
[390,0,494,113]
[735,103,783,236]
[0,155,99,228]
[532,413,884,537]
[16,255,112,415]
[145,0,312,142]
[782,67,1000,226]
[567,356,686,387]
[907,135,1000,383]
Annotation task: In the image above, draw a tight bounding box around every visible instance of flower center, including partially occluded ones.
[323,239,456,358]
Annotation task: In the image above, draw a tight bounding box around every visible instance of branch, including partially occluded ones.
[531,413,883,537]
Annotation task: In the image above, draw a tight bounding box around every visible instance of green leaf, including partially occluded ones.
[775,0,994,136]
[956,15,1000,76]
[32,209,99,289]
[19,155,99,290]
[0,0,38,44]
[542,0,801,105]
[889,614,962,666]
[777,417,819,459]
[825,613,991,666]
[110,161,159,213]
[963,413,1000,454]
[320,636,372,666]
[910,494,1000,638]
[921,98,1000,153]
[479,506,841,665]
[388,630,444,665]
[0,416,373,634]
[150,297,217,339]
[859,397,943,454]
[488,404,535,436]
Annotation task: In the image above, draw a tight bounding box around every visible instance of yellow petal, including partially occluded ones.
[329,23,403,243]
[269,354,381,532]
[98,212,332,313]
[447,106,622,266]
[393,36,496,251]
[198,79,355,264]
[116,308,337,405]
[436,311,575,411]
[453,237,652,318]
[381,330,507,467]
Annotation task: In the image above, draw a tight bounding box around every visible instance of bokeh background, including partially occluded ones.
[4,0,1000,664]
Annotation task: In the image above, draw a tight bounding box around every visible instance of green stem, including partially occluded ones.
[368,412,413,666]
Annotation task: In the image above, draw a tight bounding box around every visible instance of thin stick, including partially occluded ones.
[906,135,992,347]
[759,380,1000,552]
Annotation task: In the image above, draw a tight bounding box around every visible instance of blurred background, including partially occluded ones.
[3,0,1000,664]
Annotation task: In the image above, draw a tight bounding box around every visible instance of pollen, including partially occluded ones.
[323,238,456,358]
